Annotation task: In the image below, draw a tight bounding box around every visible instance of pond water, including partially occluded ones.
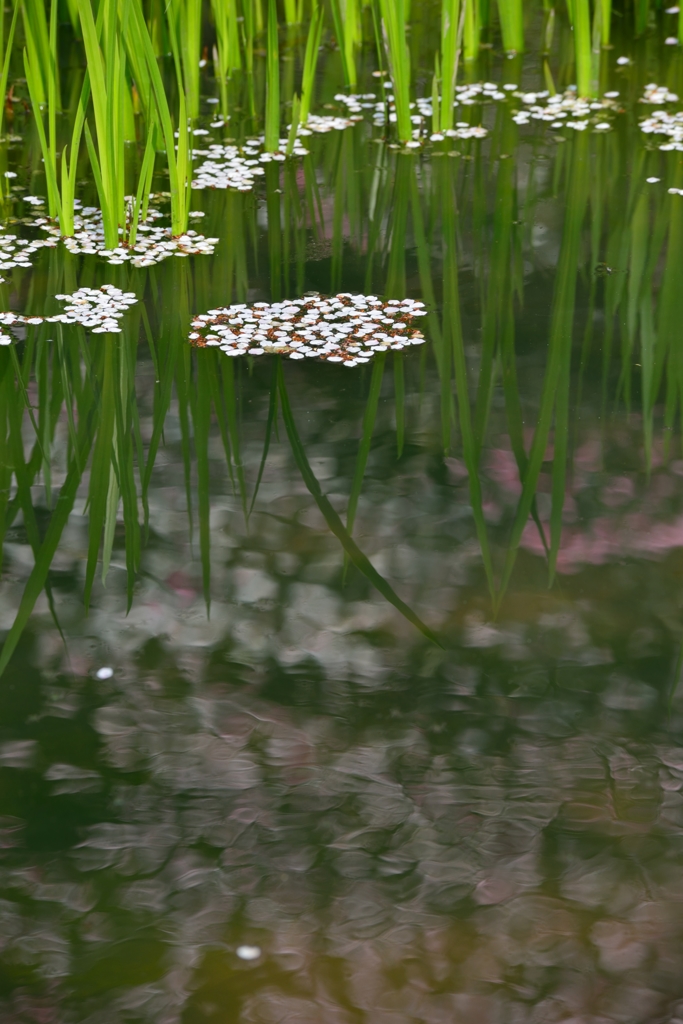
[3,23,683,1024]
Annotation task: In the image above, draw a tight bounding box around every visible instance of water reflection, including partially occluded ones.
[3,55,683,1023]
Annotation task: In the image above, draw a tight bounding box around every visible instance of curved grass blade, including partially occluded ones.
[0,412,96,680]
[83,340,116,611]
[248,367,278,518]
[277,361,441,647]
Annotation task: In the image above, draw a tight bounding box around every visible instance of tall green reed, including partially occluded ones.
[265,0,280,151]
[440,0,462,131]
[299,1,324,124]
[127,0,191,236]
[568,0,595,98]
[464,0,481,61]
[377,0,413,143]
[283,0,304,24]
[167,0,202,120]
[496,0,524,53]
[24,0,89,234]
[596,0,612,47]
[330,0,361,88]
[211,0,242,114]
[22,0,56,108]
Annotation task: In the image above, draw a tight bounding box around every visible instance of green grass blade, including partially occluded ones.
[23,47,62,222]
[248,367,278,518]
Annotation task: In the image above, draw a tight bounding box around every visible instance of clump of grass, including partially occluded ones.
[22,0,56,108]
[78,0,192,242]
[76,0,135,246]
[23,0,83,229]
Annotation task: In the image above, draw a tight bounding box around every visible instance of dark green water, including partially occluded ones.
[4,32,683,1024]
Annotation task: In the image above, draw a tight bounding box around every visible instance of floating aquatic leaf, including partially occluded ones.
[188,293,428,366]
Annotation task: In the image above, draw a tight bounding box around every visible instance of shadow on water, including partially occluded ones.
[5,26,683,1024]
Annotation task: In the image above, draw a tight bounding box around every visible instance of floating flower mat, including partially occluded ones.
[0,286,137,343]
[188,294,428,366]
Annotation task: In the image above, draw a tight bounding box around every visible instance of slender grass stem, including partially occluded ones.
[265,0,280,152]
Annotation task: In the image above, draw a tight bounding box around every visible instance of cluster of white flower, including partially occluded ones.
[0,229,58,281]
[641,83,679,104]
[302,111,363,132]
[639,84,683,150]
[189,293,428,367]
[334,93,378,118]
[191,137,304,191]
[191,112,366,192]
[34,201,218,267]
[640,109,683,149]
[0,285,137,344]
[510,87,620,131]
[369,83,498,144]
